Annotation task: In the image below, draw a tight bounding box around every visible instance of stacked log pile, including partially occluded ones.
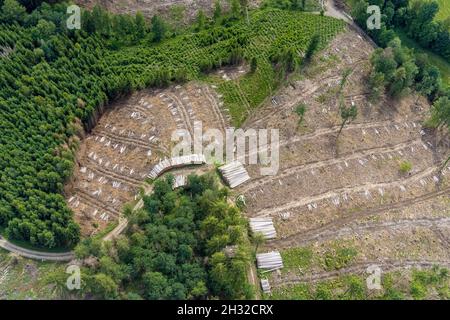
[260,279,271,294]
[249,218,277,239]
[256,251,283,271]
[218,161,250,188]
[148,154,206,179]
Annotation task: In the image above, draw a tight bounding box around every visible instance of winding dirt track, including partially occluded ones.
[0,185,155,262]
[0,236,75,262]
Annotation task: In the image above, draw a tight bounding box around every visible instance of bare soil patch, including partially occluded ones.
[76,0,262,21]
[237,28,450,290]
[66,82,227,236]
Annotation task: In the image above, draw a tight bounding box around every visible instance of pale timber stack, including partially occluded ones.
[249,218,277,239]
[148,154,206,179]
[173,175,187,189]
[256,251,283,271]
[218,161,250,188]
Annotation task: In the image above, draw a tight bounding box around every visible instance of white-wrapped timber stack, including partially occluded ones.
[249,218,277,240]
[173,175,187,189]
[219,161,250,188]
[148,154,206,179]
[260,279,271,294]
[256,251,283,271]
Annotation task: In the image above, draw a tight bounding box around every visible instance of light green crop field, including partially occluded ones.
[436,0,450,23]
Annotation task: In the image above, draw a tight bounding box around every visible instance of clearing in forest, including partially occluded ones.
[238,28,450,299]
[66,82,227,236]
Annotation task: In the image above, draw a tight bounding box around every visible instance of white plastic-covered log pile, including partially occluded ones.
[256,251,283,271]
[148,154,206,179]
[173,175,187,189]
[249,218,277,240]
[218,161,250,188]
[260,279,271,294]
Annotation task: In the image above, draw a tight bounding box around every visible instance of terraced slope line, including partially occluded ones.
[132,105,152,116]
[254,166,442,217]
[240,138,422,193]
[265,187,450,249]
[247,82,320,126]
[165,93,195,137]
[244,119,421,164]
[73,188,122,217]
[84,159,142,186]
[203,86,228,132]
[93,130,156,151]
[284,120,412,145]
[103,185,153,242]
[270,215,450,250]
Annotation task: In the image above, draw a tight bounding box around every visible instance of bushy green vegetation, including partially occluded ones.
[352,1,450,98]
[268,266,450,300]
[0,249,65,299]
[0,1,343,248]
[364,21,450,168]
[280,245,358,273]
[399,160,413,173]
[365,21,450,166]
[269,275,366,300]
[281,247,313,270]
[394,28,450,89]
[410,266,449,299]
[368,37,446,104]
[262,0,322,12]
[323,247,358,271]
[352,1,450,59]
[71,174,253,300]
[295,103,307,126]
[350,0,450,127]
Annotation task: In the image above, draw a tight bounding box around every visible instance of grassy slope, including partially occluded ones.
[436,0,450,23]
[0,249,64,299]
[268,268,450,300]
[268,245,450,300]
[395,29,450,89]
[207,10,345,126]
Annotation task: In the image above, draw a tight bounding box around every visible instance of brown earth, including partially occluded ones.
[75,0,262,21]
[235,28,450,289]
[66,82,228,237]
